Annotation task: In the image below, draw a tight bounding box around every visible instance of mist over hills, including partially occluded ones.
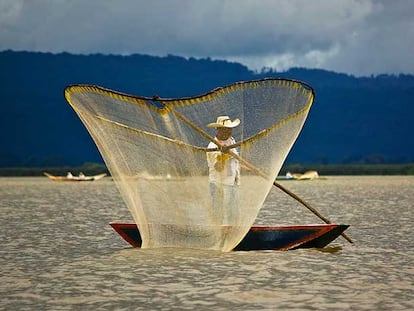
[1,50,413,167]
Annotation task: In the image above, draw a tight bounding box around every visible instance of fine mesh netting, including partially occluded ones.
[65,78,314,252]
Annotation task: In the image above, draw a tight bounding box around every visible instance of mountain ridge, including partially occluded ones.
[1,50,413,166]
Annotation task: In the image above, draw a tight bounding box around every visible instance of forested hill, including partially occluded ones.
[1,50,413,167]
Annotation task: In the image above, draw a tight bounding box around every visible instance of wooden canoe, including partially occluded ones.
[110,223,349,251]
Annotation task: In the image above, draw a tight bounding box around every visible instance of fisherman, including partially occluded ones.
[206,116,241,225]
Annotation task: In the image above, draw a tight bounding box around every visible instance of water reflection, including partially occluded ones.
[0,176,413,310]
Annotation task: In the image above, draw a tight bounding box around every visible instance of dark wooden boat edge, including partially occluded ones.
[110,223,350,251]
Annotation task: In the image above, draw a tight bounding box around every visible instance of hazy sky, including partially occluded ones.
[1,0,413,76]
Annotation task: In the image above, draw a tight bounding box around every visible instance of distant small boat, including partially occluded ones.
[277,170,322,181]
[133,172,185,181]
[43,172,107,182]
[110,223,349,251]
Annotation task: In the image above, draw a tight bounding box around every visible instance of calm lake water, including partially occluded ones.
[1,176,413,310]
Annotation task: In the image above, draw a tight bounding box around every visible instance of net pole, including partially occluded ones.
[272,181,354,244]
[170,108,354,244]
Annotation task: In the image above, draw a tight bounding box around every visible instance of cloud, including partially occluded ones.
[0,0,413,76]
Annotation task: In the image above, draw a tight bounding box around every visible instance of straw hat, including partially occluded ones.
[207,116,240,128]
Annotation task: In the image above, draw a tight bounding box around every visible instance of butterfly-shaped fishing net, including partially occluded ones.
[65,78,314,251]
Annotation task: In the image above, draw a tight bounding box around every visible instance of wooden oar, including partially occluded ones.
[169,108,354,244]
[272,181,354,244]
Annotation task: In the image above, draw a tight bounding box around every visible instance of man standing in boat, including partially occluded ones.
[206,116,241,225]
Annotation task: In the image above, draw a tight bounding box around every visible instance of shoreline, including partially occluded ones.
[0,163,413,177]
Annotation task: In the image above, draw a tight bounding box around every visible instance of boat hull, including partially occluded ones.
[110,223,349,251]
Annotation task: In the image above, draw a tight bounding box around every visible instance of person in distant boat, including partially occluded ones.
[66,172,73,179]
[79,172,85,179]
[206,116,241,225]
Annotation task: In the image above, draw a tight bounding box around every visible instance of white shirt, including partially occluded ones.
[207,137,240,186]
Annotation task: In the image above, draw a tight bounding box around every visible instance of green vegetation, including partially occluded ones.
[280,163,414,176]
[0,163,109,177]
[1,163,413,177]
